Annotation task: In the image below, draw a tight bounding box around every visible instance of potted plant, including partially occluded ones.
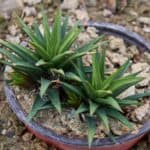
[0,10,150,150]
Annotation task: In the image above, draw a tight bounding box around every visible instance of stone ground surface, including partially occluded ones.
[0,0,150,149]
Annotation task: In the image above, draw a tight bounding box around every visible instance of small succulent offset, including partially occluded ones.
[0,10,150,147]
[72,50,150,146]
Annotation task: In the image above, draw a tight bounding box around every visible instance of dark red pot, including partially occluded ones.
[4,22,150,150]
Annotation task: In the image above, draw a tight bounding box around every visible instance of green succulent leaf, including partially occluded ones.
[47,88,61,113]
[13,61,43,74]
[118,99,139,106]
[86,116,96,148]
[17,15,45,48]
[106,108,133,129]
[30,41,49,60]
[0,48,21,62]
[64,72,82,82]
[60,37,102,67]
[33,22,44,43]
[92,50,103,89]
[42,12,51,53]
[99,49,106,81]
[82,80,96,98]
[67,91,81,107]
[61,16,69,39]
[95,97,123,112]
[26,95,47,122]
[9,71,30,86]
[36,59,47,66]
[124,92,150,100]
[40,78,52,97]
[94,89,112,98]
[61,81,83,97]
[0,40,38,63]
[97,108,109,132]
[58,26,80,53]
[49,10,61,56]
[50,68,65,76]
[76,103,88,115]
[110,76,143,96]
[73,59,86,80]
[51,51,73,66]
[89,101,98,116]
[103,59,132,90]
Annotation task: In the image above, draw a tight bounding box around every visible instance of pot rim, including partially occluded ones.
[4,22,150,147]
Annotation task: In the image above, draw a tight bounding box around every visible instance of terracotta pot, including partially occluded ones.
[4,22,150,150]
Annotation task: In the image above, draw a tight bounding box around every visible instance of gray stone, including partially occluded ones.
[23,0,41,5]
[138,17,150,25]
[103,9,113,17]
[0,0,23,18]
[22,132,33,141]
[23,7,37,17]
[61,0,79,10]
[86,0,97,7]
[143,26,150,33]
[118,86,135,99]
[75,9,89,21]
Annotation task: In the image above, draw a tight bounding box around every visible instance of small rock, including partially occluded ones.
[39,24,44,35]
[106,0,117,12]
[23,0,42,5]
[5,130,15,138]
[108,52,128,66]
[6,35,20,43]
[86,27,98,38]
[109,36,126,54]
[131,63,150,73]
[127,45,139,57]
[4,66,13,80]
[78,32,90,44]
[22,132,33,141]
[138,17,150,25]
[23,7,37,17]
[144,52,150,64]
[8,25,18,36]
[118,86,135,99]
[68,15,77,26]
[20,41,28,47]
[23,16,34,25]
[5,66,14,73]
[137,72,150,87]
[37,12,42,19]
[61,0,79,10]
[143,26,150,33]
[133,26,141,33]
[83,54,92,66]
[24,94,29,101]
[75,9,89,21]
[43,0,52,5]
[35,142,48,150]
[1,129,7,135]
[128,10,138,17]
[86,0,97,7]
[0,0,23,18]
[133,102,150,122]
[103,9,113,17]
[7,121,12,128]
[105,56,114,71]
[0,54,3,59]
[110,119,131,135]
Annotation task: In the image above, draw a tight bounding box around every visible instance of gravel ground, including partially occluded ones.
[0,0,150,149]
